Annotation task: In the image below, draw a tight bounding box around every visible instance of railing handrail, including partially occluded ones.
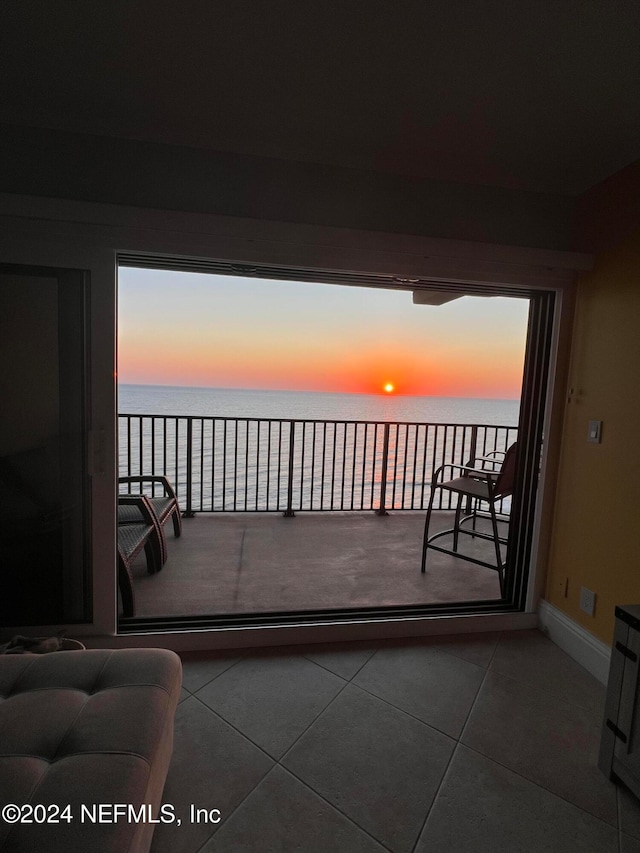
[120,411,516,430]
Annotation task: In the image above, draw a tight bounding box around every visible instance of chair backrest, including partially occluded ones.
[494,442,518,498]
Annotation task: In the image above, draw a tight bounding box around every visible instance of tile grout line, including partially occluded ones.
[172,634,619,852]
[189,691,279,763]
[190,676,396,852]
[408,638,501,851]
[346,678,461,743]
[344,642,489,744]
[180,652,249,695]
[489,631,606,714]
[187,659,361,765]
[460,740,621,834]
[192,824,217,853]
[470,666,606,739]
[269,647,411,773]
[458,632,621,834]
[188,763,380,853]
[195,649,381,767]
[408,743,458,853]
[179,697,281,852]
[278,641,499,852]
[185,651,356,758]
[180,635,615,848]
[301,645,380,681]
[276,675,354,763]
[274,764,396,853]
[457,631,502,744]
[271,649,449,852]
[183,635,497,705]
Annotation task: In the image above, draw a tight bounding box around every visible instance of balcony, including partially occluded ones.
[119,414,516,620]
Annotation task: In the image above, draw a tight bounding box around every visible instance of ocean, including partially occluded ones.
[118,385,520,513]
[118,384,520,426]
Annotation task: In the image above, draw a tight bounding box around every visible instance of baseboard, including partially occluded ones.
[538,599,611,685]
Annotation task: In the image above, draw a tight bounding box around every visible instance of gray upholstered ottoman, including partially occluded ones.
[0,648,182,853]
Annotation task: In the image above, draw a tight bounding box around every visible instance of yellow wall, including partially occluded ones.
[545,228,640,643]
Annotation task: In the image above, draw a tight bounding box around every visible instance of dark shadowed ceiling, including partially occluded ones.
[2,0,639,196]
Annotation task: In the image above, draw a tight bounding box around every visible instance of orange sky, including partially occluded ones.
[118,269,529,399]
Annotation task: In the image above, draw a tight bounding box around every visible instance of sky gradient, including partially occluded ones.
[118,267,529,399]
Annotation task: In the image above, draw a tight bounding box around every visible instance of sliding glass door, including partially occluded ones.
[0,265,91,626]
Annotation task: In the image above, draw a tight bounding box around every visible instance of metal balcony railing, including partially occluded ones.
[119,414,518,517]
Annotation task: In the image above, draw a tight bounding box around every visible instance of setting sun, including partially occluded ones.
[383,383,395,393]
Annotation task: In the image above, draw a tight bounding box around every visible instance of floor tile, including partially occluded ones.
[153,632,611,853]
[622,833,640,853]
[179,652,243,693]
[462,670,617,825]
[282,683,455,853]
[195,653,345,758]
[150,696,273,853]
[416,745,618,853]
[301,640,379,680]
[619,783,640,841]
[353,642,485,738]
[490,629,606,713]
[201,765,387,852]
[427,630,502,668]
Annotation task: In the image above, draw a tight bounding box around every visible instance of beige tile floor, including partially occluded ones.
[150,629,640,853]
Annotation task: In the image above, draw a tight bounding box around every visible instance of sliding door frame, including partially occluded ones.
[116,252,555,633]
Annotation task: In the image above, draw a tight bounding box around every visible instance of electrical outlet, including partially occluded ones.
[580,587,596,617]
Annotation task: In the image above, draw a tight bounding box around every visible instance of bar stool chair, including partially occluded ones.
[421,442,518,596]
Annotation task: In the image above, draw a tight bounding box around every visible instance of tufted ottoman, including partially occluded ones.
[0,648,182,853]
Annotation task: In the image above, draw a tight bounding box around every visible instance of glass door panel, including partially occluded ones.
[0,266,91,626]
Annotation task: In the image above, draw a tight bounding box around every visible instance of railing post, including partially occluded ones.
[184,418,195,518]
[283,420,296,517]
[376,422,390,516]
[469,425,479,466]
[464,425,479,516]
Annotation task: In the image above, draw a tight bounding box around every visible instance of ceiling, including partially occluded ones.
[2,1,639,196]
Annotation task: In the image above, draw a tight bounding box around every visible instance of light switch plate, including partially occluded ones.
[588,420,602,443]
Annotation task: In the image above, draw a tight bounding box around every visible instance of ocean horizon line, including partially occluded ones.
[118,382,520,404]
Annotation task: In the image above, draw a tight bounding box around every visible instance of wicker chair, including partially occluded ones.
[117,494,164,617]
[118,475,182,566]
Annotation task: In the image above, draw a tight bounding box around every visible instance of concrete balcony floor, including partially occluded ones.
[125,510,505,619]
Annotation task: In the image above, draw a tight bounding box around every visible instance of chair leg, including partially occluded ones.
[172,506,182,537]
[470,500,478,538]
[156,525,168,565]
[489,502,505,595]
[421,486,439,572]
[453,495,462,552]
[118,559,136,617]
[146,510,167,565]
[144,535,162,574]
